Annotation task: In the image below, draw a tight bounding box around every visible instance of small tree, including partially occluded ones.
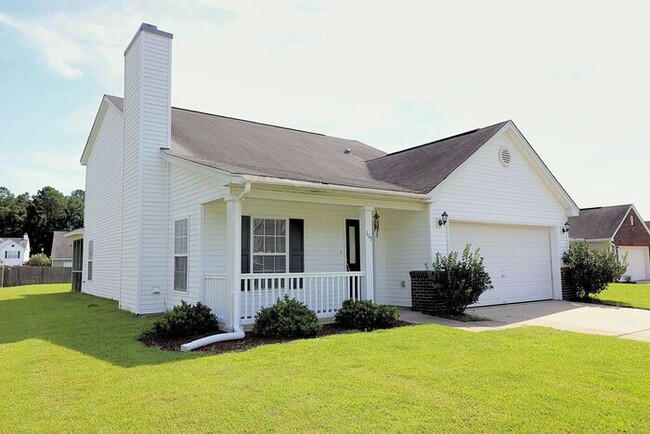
[425,245,493,315]
[25,253,51,267]
[562,242,627,300]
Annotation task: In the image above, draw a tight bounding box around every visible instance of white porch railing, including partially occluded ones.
[203,274,229,325]
[240,272,364,324]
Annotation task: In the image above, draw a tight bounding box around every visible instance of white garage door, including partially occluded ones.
[619,247,649,281]
[450,223,554,306]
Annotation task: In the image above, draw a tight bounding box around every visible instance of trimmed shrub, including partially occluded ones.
[334,299,399,331]
[147,301,220,339]
[425,245,493,315]
[253,296,321,339]
[562,241,627,299]
[25,253,51,267]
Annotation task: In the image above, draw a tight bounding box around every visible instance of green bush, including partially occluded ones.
[334,299,400,331]
[147,301,220,339]
[425,245,493,315]
[25,253,51,267]
[562,241,627,299]
[253,296,321,339]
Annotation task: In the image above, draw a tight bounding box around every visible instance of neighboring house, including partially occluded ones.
[78,23,578,332]
[569,204,650,281]
[51,231,74,268]
[0,234,30,266]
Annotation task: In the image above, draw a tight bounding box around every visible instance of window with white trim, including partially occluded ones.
[174,219,189,291]
[252,218,286,273]
[5,250,20,259]
[87,241,94,281]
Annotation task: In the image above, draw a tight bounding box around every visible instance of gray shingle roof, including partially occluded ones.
[51,231,73,259]
[105,95,508,194]
[0,237,29,248]
[568,204,632,240]
[367,121,509,193]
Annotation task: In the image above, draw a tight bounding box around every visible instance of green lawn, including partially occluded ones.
[595,283,650,310]
[1,285,649,432]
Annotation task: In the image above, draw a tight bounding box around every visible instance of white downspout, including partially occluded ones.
[181,182,251,352]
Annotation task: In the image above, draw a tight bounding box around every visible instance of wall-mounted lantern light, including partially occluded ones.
[562,221,570,233]
[438,211,449,227]
[372,211,380,237]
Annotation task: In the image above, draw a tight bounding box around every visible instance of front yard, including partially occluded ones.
[596,283,650,310]
[1,284,649,432]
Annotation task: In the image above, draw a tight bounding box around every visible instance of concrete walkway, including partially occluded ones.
[400,301,650,342]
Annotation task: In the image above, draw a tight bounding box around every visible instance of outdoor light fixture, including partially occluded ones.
[562,221,570,233]
[372,210,380,237]
[438,211,449,227]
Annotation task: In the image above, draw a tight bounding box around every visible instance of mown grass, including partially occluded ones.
[594,283,650,310]
[0,284,648,432]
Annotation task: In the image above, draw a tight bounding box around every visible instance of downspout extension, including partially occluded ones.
[180,182,251,352]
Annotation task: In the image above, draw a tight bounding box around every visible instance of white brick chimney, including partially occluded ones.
[121,23,173,313]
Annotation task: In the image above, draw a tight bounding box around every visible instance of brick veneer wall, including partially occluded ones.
[614,209,650,247]
[409,270,446,314]
[561,267,577,301]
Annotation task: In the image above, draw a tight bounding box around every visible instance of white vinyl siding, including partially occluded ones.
[83,103,123,301]
[166,164,229,309]
[373,208,429,307]
[429,127,571,301]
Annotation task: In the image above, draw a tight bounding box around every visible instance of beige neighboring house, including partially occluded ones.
[51,231,74,268]
[0,234,30,267]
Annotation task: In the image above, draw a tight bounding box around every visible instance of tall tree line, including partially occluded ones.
[0,186,84,256]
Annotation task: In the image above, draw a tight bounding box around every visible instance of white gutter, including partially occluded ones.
[239,174,427,201]
[180,182,252,352]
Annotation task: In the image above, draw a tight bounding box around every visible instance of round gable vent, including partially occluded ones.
[499,147,511,167]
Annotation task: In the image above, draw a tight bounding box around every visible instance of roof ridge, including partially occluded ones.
[580,204,633,211]
[105,94,336,138]
[367,120,509,162]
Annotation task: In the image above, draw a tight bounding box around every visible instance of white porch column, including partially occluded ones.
[225,196,242,330]
[359,206,375,301]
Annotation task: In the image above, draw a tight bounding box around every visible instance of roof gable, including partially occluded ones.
[0,238,28,249]
[51,231,73,259]
[568,204,632,240]
[80,95,123,165]
[366,121,508,193]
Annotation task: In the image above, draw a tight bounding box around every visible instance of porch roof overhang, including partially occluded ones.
[162,151,430,211]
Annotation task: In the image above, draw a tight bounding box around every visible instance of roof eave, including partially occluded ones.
[80,95,122,166]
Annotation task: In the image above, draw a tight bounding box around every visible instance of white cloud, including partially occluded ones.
[1,0,649,215]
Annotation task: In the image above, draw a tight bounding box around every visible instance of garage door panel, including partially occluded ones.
[450,222,553,306]
[619,247,649,281]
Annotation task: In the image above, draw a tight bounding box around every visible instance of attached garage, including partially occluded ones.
[450,222,554,306]
[618,246,649,281]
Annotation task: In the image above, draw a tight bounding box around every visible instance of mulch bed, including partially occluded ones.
[140,321,412,354]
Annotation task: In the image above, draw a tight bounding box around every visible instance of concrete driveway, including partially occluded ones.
[400,301,650,342]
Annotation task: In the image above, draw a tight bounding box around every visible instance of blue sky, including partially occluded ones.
[0,1,649,217]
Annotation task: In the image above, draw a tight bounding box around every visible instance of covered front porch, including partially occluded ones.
[196,186,426,330]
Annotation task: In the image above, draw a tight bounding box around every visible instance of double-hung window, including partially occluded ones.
[252,218,286,273]
[174,219,189,291]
